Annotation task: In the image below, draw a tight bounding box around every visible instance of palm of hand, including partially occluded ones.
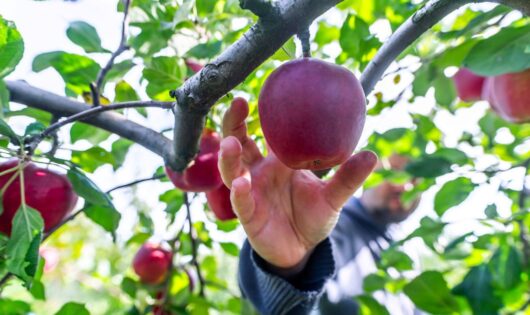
[219,97,376,271]
[245,155,341,268]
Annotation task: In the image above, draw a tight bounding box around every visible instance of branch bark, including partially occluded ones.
[6,80,174,162]
[360,0,530,95]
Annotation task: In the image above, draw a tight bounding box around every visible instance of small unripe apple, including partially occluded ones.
[206,184,237,221]
[453,68,486,102]
[0,160,78,235]
[165,129,223,192]
[258,58,366,170]
[133,243,172,285]
[484,68,530,123]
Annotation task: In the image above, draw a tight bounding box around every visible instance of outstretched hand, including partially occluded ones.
[219,97,377,276]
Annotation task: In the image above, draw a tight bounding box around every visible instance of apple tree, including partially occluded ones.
[0,0,529,314]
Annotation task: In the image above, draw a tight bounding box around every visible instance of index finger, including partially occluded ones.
[222,97,263,166]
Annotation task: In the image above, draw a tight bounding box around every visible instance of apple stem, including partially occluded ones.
[298,29,311,58]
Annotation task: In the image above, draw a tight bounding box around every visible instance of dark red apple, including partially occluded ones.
[133,242,172,285]
[206,184,237,221]
[453,68,486,102]
[165,129,223,192]
[484,68,530,123]
[258,58,366,170]
[185,60,203,73]
[0,160,78,236]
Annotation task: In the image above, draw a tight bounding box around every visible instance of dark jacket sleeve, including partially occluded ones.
[238,238,335,315]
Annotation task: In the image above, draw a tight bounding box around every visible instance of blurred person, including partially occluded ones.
[218,98,421,315]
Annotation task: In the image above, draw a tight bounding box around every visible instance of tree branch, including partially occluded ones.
[518,158,530,266]
[184,192,205,297]
[26,100,172,154]
[6,80,174,163]
[105,174,166,194]
[94,0,131,98]
[361,0,529,95]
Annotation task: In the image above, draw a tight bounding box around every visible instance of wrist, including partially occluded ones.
[261,248,315,279]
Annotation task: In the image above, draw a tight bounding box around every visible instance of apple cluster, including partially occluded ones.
[453,67,530,123]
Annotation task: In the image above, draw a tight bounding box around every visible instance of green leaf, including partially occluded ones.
[83,204,121,237]
[434,177,475,216]
[159,189,184,223]
[143,56,184,101]
[0,299,31,314]
[433,75,456,107]
[431,148,468,166]
[67,168,111,206]
[29,279,45,300]
[71,146,116,173]
[405,156,452,178]
[6,206,43,285]
[186,41,222,59]
[315,22,340,47]
[405,217,446,250]
[355,295,390,315]
[196,0,217,16]
[485,204,498,219]
[363,273,386,293]
[219,242,239,257]
[66,21,108,53]
[104,60,135,83]
[54,302,89,315]
[121,277,137,298]
[23,122,46,138]
[111,138,133,169]
[453,264,503,315]
[271,38,296,61]
[70,122,111,145]
[215,219,239,232]
[489,245,522,290]
[114,80,140,102]
[379,248,413,271]
[412,63,436,96]
[32,51,64,72]
[464,25,530,76]
[39,52,100,95]
[339,14,380,66]
[0,16,24,78]
[0,80,9,117]
[0,117,19,143]
[403,271,460,314]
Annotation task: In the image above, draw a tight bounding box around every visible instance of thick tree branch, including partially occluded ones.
[6,80,174,162]
[168,0,342,171]
[361,0,530,95]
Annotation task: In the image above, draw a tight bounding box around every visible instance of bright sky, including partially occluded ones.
[0,0,525,257]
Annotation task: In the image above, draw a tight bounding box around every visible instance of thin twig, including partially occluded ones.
[185,193,205,297]
[26,100,172,154]
[94,0,132,98]
[517,158,530,266]
[106,174,166,194]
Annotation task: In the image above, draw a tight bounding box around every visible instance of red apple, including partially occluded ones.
[0,160,78,236]
[133,243,172,285]
[206,184,237,221]
[258,58,366,170]
[165,129,223,192]
[484,68,530,123]
[453,68,486,102]
[185,60,203,73]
